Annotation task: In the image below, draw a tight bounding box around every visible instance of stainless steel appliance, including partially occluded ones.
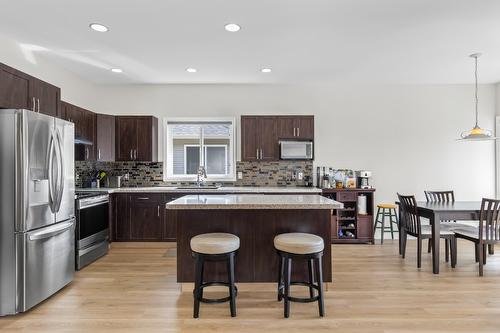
[279,140,314,160]
[356,170,372,189]
[0,109,75,316]
[75,192,109,270]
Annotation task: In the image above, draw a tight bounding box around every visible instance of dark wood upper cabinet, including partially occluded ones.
[241,115,313,161]
[0,62,60,116]
[0,63,30,110]
[259,117,278,161]
[241,116,277,161]
[241,116,259,161]
[295,116,314,140]
[29,77,60,117]
[61,101,96,161]
[277,116,314,140]
[116,116,158,162]
[96,114,115,161]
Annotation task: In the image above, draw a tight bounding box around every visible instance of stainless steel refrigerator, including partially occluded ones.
[0,109,75,316]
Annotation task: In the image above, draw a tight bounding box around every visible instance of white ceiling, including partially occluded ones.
[2,0,500,84]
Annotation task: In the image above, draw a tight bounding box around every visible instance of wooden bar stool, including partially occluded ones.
[274,233,325,318]
[374,203,399,244]
[190,233,240,318]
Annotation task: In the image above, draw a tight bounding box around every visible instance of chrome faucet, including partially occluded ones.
[196,166,207,187]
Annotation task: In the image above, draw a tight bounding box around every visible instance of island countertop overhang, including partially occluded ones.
[165,194,343,210]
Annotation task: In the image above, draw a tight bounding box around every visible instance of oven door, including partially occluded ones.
[77,200,109,249]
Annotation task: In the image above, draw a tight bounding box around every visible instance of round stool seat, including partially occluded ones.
[274,233,324,255]
[191,233,240,255]
[377,203,397,209]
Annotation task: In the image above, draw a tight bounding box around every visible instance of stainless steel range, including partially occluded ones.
[75,192,110,270]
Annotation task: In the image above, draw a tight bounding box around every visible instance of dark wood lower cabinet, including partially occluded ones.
[129,194,163,240]
[113,193,130,241]
[111,193,183,242]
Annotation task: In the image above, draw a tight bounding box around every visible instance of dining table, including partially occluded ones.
[396,201,482,274]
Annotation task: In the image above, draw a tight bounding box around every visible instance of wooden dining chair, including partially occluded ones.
[454,198,500,276]
[424,190,482,261]
[398,193,457,269]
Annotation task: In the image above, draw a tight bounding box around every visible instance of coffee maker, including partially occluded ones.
[356,170,372,189]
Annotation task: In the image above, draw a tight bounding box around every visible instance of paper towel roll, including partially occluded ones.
[358,195,367,215]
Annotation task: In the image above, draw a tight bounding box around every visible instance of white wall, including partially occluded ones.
[92,83,497,203]
[0,33,98,111]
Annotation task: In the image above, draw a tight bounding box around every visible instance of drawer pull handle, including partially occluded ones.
[137,197,149,200]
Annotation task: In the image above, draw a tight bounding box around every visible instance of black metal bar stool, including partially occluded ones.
[274,232,325,318]
[373,203,399,244]
[190,232,240,318]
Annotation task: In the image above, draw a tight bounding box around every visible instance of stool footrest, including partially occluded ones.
[194,282,238,304]
[278,281,321,303]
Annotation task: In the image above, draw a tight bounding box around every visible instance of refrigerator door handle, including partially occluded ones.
[28,221,74,241]
[54,130,65,212]
[47,131,56,213]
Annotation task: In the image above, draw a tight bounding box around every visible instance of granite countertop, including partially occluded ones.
[165,194,342,210]
[76,186,322,194]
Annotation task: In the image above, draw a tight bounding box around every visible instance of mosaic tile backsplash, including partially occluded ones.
[75,160,313,188]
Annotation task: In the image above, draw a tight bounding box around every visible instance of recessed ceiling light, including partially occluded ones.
[186,68,197,73]
[89,23,109,32]
[224,23,241,32]
[111,68,123,73]
[261,68,272,73]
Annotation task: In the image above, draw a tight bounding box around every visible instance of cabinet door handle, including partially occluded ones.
[32,97,36,112]
[130,149,133,160]
[157,205,160,217]
[293,127,296,137]
[297,127,300,137]
[37,98,40,113]
[256,149,259,160]
[260,148,263,159]
[98,149,101,160]
[134,149,137,160]
[86,147,89,160]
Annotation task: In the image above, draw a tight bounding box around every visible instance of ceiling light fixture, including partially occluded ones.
[111,68,123,73]
[224,23,241,32]
[458,53,496,141]
[186,68,197,73]
[261,68,272,73]
[89,23,109,32]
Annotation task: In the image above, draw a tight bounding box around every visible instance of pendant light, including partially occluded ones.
[459,53,496,141]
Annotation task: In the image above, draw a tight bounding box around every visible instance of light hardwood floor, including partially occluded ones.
[1,240,499,333]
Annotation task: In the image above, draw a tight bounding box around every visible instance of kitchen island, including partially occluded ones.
[166,194,342,283]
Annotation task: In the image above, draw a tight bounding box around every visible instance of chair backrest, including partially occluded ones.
[479,198,500,243]
[397,193,421,236]
[424,190,455,202]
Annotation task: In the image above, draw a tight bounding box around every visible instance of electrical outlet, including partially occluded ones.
[237,171,243,180]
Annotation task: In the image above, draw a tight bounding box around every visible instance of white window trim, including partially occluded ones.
[164,117,236,182]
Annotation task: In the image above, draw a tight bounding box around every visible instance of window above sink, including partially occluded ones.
[163,118,236,182]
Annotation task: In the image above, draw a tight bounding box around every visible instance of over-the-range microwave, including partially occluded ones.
[279,140,314,160]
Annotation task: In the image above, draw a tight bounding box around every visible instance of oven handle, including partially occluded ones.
[79,200,109,210]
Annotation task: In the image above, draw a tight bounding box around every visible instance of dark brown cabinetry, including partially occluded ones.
[241,115,314,161]
[29,77,60,117]
[277,116,314,140]
[61,101,96,161]
[111,193,181,241]
[0,62,60,117]
[96,114,115,161]
[322,188,375,244]
[116,116,158,162]
[0,63,30,109]
[241,116,278,161]
[129,194,163,241]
